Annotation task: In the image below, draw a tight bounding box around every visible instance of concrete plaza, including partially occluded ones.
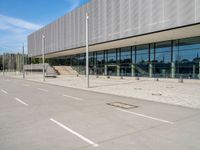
[5,72,200,109]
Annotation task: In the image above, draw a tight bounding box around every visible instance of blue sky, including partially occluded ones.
[0,0,90,54]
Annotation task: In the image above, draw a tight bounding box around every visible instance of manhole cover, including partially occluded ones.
[152,93,162,96]
[166,86,174,88]
[107,102,138,109]
[134,88,142,90]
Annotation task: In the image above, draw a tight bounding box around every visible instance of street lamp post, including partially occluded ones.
[30,54,32,76]
[86,13,89,88]
[22,44,25,79]
[42,34,45,82]
[2,53,5,77]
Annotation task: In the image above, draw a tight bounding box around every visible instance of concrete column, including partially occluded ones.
[192,64,195,79]
[104,65,107,76]
[95,65,97,75]
[131,64,136,77]
[171,62,176,78]
[149,63,153,78]
[117,65,120,76]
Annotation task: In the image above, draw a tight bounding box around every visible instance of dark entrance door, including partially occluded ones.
[107,65,117,76]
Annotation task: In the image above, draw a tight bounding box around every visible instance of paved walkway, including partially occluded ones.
[4,72,200,109]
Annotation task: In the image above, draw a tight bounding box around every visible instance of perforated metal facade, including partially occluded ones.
[28,0,200,57]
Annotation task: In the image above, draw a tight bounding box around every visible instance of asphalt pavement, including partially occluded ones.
[0,76,200,150]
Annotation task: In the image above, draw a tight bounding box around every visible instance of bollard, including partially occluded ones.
[135,76,139,80]
[77,74,79,77]
[178,76,183,83]
[107,75,110,79]
[96,75,99,78]
[156,78,159,81]
[120,76,123,79]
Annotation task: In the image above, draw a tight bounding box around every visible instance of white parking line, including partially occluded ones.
[14,98,29,106]
[37,88,48,92]
[50,118,98,147]
[115,108,174,124]
[1,89,8,94]
[63,94,83,101]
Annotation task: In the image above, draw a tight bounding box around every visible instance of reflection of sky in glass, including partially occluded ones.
[136,45,148,63]
[96,52,104,66]
[155,41,171,63]
[121,47,131,63]
[107,49,116,63]
[174,37,200,62]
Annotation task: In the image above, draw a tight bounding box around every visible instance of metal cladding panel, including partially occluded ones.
[130,0,140,35]
[28,0,200,56]
[197,0,200,22]
[178,0,195,25]
[120,0,130,37]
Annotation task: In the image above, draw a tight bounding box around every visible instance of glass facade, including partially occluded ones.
[135,44,149,77]
[120,47,131,76]
[47,36,200,79]
[155,41,171,78]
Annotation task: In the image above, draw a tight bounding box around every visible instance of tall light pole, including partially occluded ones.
[30,54,32,76]
[86,13,89,88]
[22,44,25,79]
[2,53,5,77]
[42,34,45,82]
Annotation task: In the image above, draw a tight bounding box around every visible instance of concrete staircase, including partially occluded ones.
[53,66,78,75]
[24,63,57,77]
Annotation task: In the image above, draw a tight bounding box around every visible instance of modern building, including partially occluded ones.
[28,0,200,79]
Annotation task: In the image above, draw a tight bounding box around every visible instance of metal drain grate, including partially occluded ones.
[134,88,142,90]
[107,102,138,109]
[152,93,162,96]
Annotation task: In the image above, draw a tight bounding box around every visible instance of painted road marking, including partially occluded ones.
[14,98,29,106]
[63,94,83,101]
[115,108,174,124]
[37,88,48,92]
[1,89,8,94]
[50,118,98,147]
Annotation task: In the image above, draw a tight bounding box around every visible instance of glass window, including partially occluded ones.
[174,37,200,78]
[135,44,149,77]
[120,47,131,65]
[132,47,136,64]
[96,51,105,75]
[107,49,117,64]
[96,51,105,66]
[89,52,94,66]
[155,41,171,63]
[136,45,149,64]
[150,43,155,63]
[71,55,79,66]
[155,41,171,78]
[120,47,131,76]
[79,53,85,66]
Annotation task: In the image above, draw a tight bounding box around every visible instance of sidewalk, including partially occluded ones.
[5,72,200,109]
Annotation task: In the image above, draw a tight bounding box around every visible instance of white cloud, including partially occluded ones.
[0,33,28,53]
[0,14,42,31]
[0,14,43,53]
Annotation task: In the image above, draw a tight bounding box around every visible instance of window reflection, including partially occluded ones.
[135,44,149,76]
[46,36,200,79]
